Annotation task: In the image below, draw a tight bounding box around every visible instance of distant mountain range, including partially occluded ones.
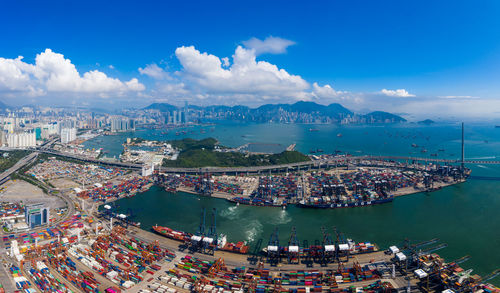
[145,101,407,124]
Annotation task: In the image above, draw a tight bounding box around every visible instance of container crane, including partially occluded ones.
[287,226,299,264]
[267,228,280,266]
[301,239,313,267]
[204,208,218,255]
[321,226,335,266]
[333,227,349,262]
[191,208,206,252]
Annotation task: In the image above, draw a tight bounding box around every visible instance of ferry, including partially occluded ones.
[297,196,393,209]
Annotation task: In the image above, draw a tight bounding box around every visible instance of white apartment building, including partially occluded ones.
[60,128,77,144]
[6,131,36,148]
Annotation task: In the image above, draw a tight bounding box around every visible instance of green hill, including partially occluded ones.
[163,138,310,168]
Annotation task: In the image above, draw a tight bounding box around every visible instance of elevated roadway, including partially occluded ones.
[35,149,500,174]
[0,152,38,185]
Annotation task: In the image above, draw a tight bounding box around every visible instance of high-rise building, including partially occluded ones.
[110,117,135,132]
[41,122,59,139]
[60,128,77,144]
[6,131,36,148]
[25,203,49,228]
[184,101,189,124]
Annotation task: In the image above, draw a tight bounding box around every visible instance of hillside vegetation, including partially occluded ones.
[163,138,310,168]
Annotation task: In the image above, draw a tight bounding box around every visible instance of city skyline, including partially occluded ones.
[1,0,500,120]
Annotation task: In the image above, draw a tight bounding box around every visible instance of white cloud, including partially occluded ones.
[139,63,171,80]
[0,56,42,96]
[380,88,415,97]
[125,78,145,91]
[175,45,309,99]
[438,95,479,99]
[108,65,115,69]
[312,82,342,99]
[0,49,144,98]
[221,57,230,67]
[156,82,189,95]
[242,36,295,55]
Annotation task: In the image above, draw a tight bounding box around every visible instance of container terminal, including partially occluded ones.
[1,200,499,293]
[153,158,468,209]
[0,128,497,292]
[0,157,497,293]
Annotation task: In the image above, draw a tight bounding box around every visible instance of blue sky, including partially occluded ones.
[1,0,500,119]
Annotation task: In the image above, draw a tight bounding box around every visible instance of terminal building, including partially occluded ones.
[25,203,49,228]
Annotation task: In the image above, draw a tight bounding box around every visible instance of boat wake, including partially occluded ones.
[476,164,491,170]
[245,220,263,243]
[467,156,496,160]
[219,206,240,220]
[270,210,292,225]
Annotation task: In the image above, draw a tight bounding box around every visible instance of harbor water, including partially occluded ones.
[86,122,500,284]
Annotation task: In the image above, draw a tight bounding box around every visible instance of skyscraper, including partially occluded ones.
[184,101,189,124]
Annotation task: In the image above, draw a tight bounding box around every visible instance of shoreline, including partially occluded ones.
[107,176,467,210]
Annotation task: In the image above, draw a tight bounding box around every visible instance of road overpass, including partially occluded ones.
[0,152,38,185]
[34,149,500,174]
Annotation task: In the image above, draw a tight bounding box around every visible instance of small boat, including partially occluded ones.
[337,133,343,137]
[309,128,319,132]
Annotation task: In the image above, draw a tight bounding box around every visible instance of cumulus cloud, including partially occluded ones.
[312,82,343,99]
[139,63,170,80]
[242,36,295,55]
[175,45,309,99]
[380,88,415,97]
[0,56,41,96]
[0,49,144,98]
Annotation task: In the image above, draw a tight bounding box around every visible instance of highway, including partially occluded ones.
[0,152,38,185]
[35,149,500,175]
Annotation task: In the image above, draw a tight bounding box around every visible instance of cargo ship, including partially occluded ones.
[297,196,393,209]
[263,239,377,255]
[152,225,250,254]
[152,225,191,242]
[228,197,286,208]
[218,234,250,254]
